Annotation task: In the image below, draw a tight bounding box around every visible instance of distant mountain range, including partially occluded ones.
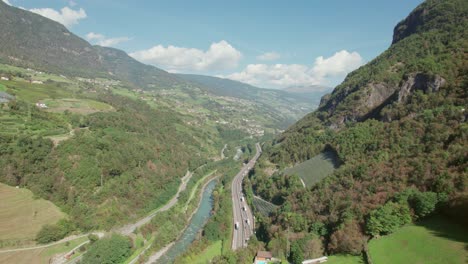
[0,1,182,89]
[0,0,331,128]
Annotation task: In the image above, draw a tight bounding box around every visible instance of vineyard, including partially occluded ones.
[253,196,277,217]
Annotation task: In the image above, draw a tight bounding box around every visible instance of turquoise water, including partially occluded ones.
[157,179,217,264]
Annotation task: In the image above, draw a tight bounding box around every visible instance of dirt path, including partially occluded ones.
[0,232,104,254]
[116,171,193,236]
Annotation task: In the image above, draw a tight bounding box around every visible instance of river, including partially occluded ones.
[156,179,217,264]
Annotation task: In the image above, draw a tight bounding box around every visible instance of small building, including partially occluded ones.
[1,76,9,81]
[32,80,43,84]
[254,251,273,264]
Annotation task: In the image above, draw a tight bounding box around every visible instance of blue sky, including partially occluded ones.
[6,0,423,89]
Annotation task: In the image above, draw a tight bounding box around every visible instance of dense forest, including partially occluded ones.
[249,0,467,261]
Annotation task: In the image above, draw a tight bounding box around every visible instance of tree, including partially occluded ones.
[328,220,366,255]
[410,191,438,218]
[81,234,132,264]
[290,242,304,264]
[366,202,411,237]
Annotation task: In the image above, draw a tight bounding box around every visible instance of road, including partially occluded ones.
[231,143,262,250]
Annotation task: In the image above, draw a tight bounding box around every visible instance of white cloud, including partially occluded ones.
[86,32,105,41]
[69,0,77,7]
[86,32,130,47]
[226,50,364,88]
[130,40,242,72]
[2,0,11,6]
[311,50,363,79]
[29,6,86,27]
[257,52,280,61]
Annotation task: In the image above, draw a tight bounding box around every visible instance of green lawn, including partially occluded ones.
[283,150,339,187]
[368,216,468,264]
[327,255,364,264]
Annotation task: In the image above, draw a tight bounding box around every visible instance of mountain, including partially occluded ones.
[251,0,467,258]
[0,1,320,135]
[177,74,319,120]
[0,1,183,89]
[314,0,466,129]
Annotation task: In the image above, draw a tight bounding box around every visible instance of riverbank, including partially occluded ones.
[148,178,217,263]
[125,170,219,264]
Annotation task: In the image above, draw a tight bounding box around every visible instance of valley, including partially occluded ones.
[0,0,467,264]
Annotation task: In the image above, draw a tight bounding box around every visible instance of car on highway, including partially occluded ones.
[235,222,239,229]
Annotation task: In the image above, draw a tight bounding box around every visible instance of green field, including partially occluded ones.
[43,98,114,114]
[327,255,364,264]
[368,216,468,264]
[0,183,66,246]
[283,151,339,187]
[3,80,74,102]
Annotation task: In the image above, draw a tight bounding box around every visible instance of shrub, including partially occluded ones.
[81,234,132,264]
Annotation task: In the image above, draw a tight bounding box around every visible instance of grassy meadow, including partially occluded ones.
[43,98,114,114]
[327,255,364,264]
[368,216,468,264]
[0,183,66,246]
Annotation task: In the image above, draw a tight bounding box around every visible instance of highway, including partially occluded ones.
[231,143,262,250]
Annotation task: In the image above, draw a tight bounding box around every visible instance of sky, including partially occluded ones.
[4,0,423,89]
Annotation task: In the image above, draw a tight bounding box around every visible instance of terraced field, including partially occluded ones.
[0,115,25,137]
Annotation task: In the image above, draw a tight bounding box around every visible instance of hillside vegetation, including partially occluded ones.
[249,0,467,261]
[0,75,213,232]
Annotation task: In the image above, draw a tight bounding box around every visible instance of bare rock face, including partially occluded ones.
[398,73,446,102]
[324,73,446,129]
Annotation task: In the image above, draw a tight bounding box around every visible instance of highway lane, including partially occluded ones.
[231,143,262,250]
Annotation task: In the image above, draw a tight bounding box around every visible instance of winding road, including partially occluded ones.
[232,143,262,250]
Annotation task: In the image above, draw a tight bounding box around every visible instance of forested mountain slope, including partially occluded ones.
[251,0,467,259]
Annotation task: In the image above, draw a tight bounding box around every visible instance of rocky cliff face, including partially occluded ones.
[320,73,446,128]
[313,0,465,129]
